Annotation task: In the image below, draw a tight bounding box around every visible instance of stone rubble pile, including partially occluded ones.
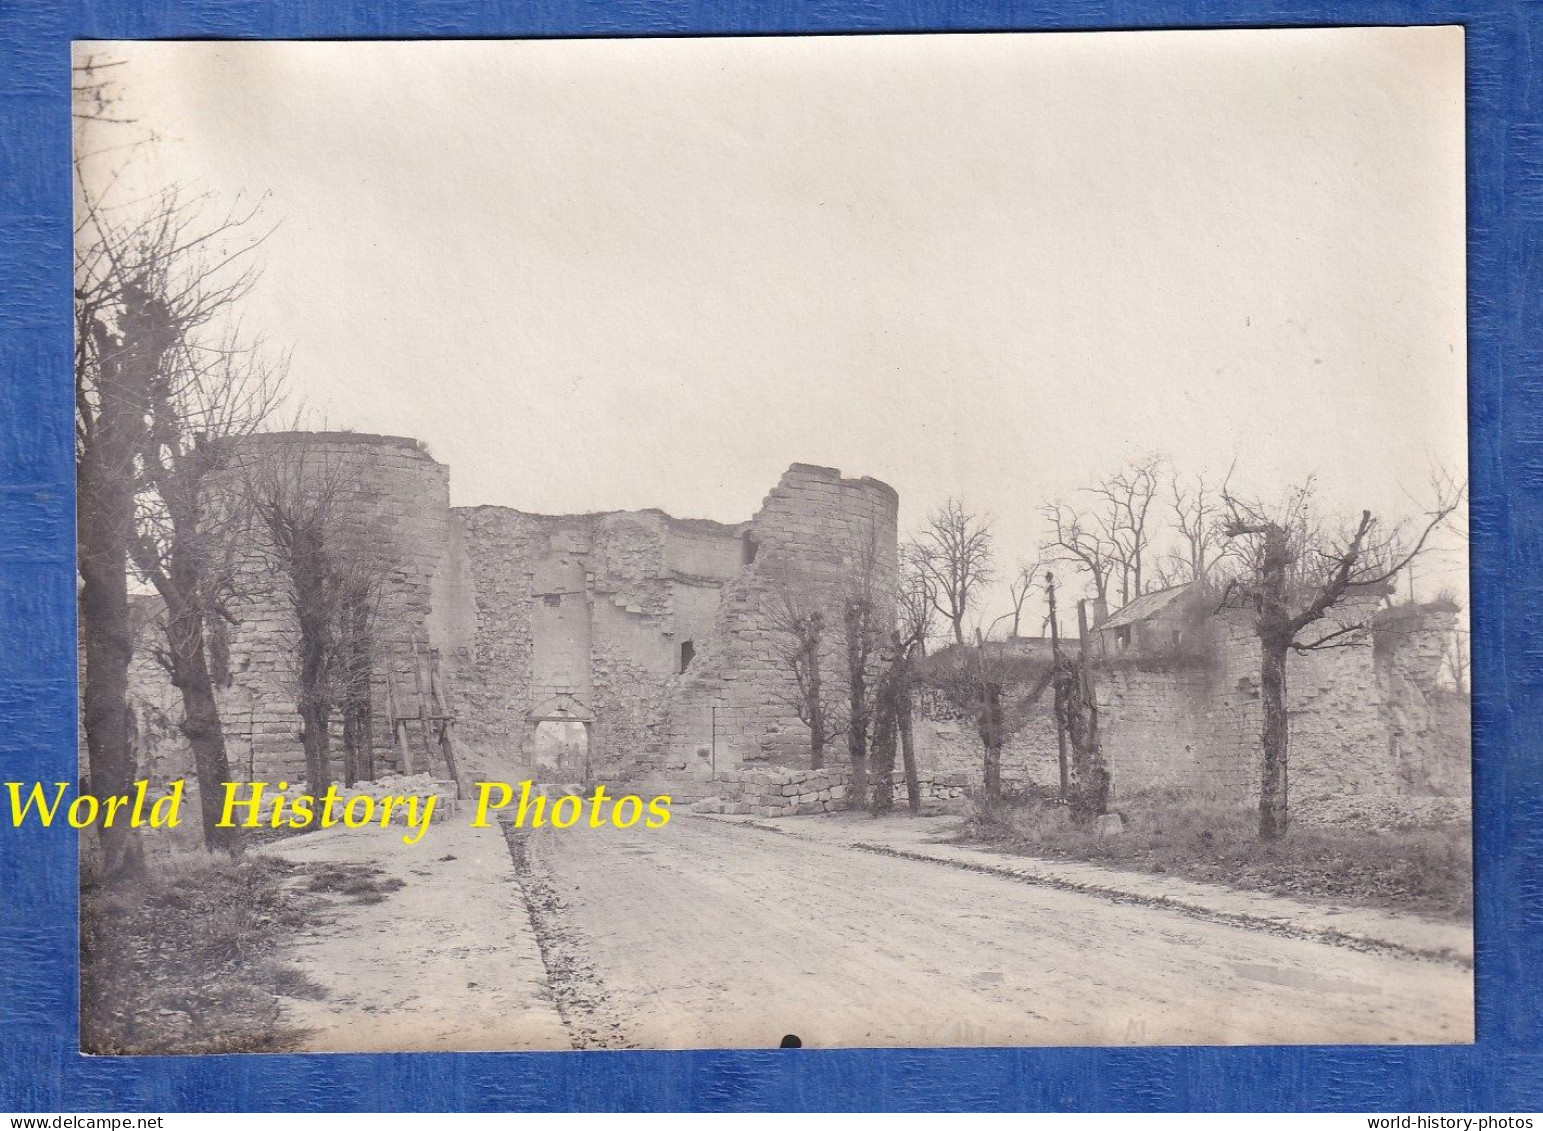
[337,773,461,821]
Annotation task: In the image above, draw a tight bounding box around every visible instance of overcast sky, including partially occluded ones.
[82,27,1467,626]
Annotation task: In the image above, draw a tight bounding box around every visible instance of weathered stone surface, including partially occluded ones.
[910,599,1470,825]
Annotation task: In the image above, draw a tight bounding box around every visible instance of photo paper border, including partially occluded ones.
[0,0,1535,1113]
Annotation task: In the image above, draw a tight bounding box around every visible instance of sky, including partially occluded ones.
[78,28,1468,629]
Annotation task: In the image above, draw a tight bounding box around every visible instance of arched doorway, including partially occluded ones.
[527,694,594,782]
[533,719,590,780]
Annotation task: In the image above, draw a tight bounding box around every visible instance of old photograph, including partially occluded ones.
[71,28,1471,1053]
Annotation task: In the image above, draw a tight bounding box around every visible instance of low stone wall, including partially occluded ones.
[693,766,966,817]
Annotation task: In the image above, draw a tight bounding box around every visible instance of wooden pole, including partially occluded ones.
[1077,598,1099,752]
[427,648,463,799]
[410,637,435,771]
[387,668,413,775]
[1047,571,1069,801]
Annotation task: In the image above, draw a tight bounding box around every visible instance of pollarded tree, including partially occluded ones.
[1218,474,1463,840]
[839,535,891,811]
[244,436,391,798]
[766,580,842,771]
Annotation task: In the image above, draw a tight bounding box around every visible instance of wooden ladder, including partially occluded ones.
[385,637,465,798]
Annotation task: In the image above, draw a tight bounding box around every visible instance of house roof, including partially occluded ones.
[1099,582,1198,631]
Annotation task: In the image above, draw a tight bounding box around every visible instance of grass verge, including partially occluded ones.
[80,847,400,1054]
[956,786,1472,922]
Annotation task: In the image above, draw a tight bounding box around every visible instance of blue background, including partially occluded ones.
[0,0,1537,1113]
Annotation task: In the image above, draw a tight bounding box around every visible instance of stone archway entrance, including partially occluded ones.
[527,694,594,782]
[533,719,590,780]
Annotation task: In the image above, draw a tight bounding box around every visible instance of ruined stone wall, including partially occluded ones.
[659,464,900,777]
[911,602,1470,818]
[909,685,1062,794]
[446,505,747,781]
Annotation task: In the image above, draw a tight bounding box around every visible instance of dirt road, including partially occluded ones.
[519,814,1472,1049]
[268,822,568,1052]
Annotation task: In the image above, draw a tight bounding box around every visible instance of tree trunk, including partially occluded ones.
[298,611,331,797]
[1055,657,1107,823]
[849,742,868,813]
[807,646,824,771]
[1258,639,1290,841]
[339,594,374,785]
[77,411,143,878]
[300,696,331,799]
[977,681,1004,803]
[843,599,871,812]
[983,739,1002,802]
[77,545,142,880]
[897,662,921,815]
[341,715,358,787]
[869,663,900,816]
[171,645,240,853]
[160,593,240,853]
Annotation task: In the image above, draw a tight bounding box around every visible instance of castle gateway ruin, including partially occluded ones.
[185,433,899,790]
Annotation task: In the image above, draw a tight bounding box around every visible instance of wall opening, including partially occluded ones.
[680,640,695,673]
[533,719,589,780]
[742,533,759,565]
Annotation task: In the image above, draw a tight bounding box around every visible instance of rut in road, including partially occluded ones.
[502,823,636,1049]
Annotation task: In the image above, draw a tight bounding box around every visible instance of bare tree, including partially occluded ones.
[1090,455,1165,603]
[1040,501,1118,606]
[1042,456,1167,609]
[1219,474,1464,840]
[111,214,284,854]
[74,51,158,879]
[1166,469,1232,584]
[1006,557,1045,638]
[766,581,840,770]
[1444,629,1471,694]
[838,534,892,811]
[910,499,994,645]
[245,438,390,798]
[891,558,936,813]
[869,561,936,816]
[916,635,1055,807]
[75,47,292,860]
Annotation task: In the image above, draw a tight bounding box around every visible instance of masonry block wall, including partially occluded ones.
[660,464,900,775]
[911,602,1469,818]
[910,685,1063,793]
[212,432,451,783]
[441,506,746,781]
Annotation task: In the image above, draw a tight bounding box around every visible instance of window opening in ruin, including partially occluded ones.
[1115,626,1132,651]
[543,593,562,607]
[742,533,759,565]
[533,719,590,780]
[680,640,695,673]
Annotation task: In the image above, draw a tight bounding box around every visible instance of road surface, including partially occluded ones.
[517,814,1472,1049]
